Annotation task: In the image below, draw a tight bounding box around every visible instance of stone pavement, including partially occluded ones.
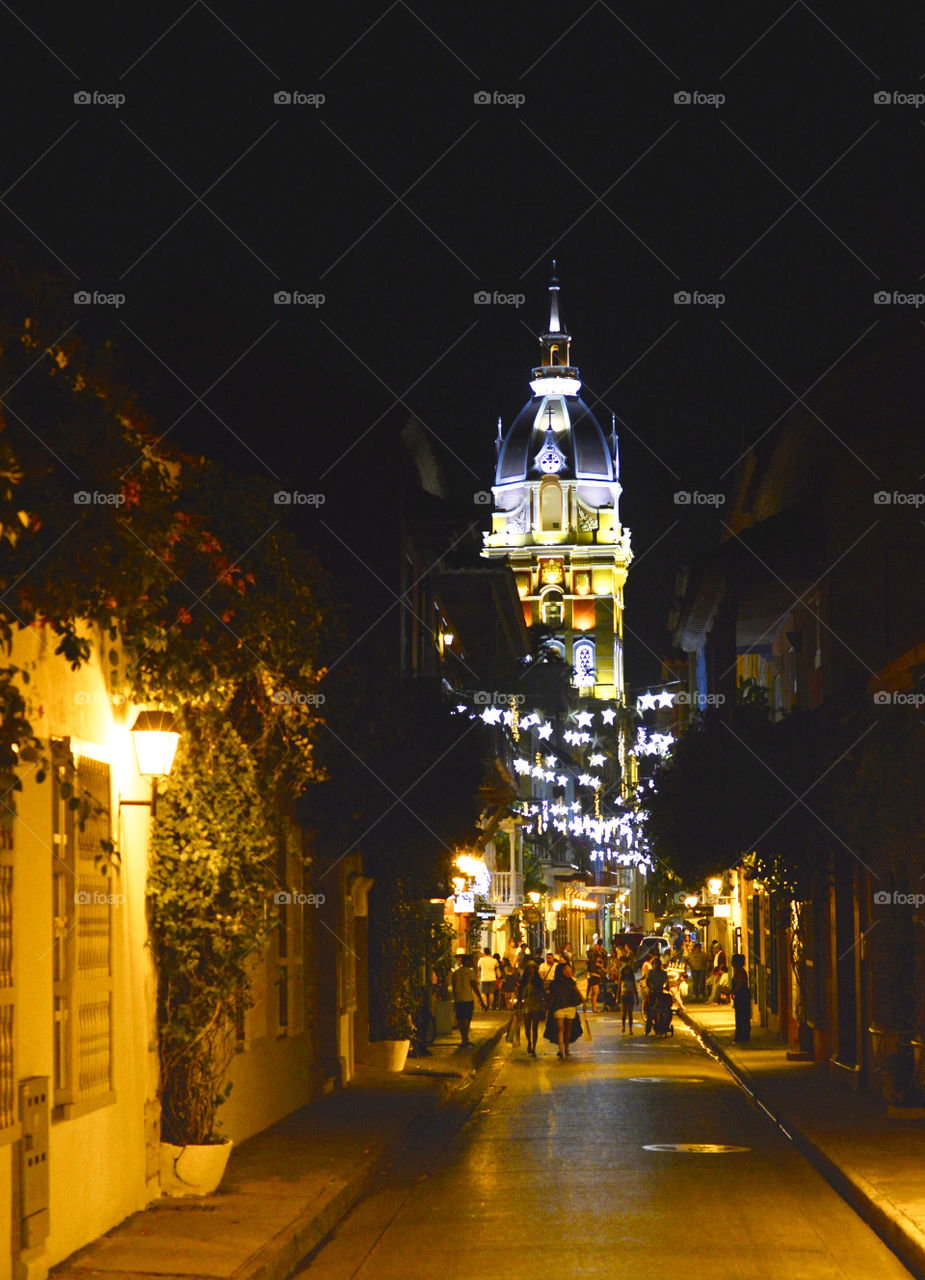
[51,1012,509,1280]
[680,1000,925,1279]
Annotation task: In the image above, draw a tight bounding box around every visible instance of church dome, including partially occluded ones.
[493,269,618,510]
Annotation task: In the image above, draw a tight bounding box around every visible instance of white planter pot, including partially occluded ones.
[160,1139,233,1197]
[365,1039,411,1072]
[434,999,454,1036]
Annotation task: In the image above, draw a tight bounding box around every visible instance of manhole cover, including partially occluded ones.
[643,1143,749,1153]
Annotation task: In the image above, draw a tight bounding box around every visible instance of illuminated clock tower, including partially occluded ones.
[481,270,632,704]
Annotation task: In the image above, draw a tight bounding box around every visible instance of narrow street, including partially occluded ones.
[301,1015,914,1280]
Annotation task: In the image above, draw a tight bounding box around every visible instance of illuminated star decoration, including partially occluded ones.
[589,753,606,768]
[556,775,568,787]
[600,708,616,725]
[637,693,657,712]
[575,711,594,728]
[537,722,553,740]
[480,707,503,724]
[655,690,675,709]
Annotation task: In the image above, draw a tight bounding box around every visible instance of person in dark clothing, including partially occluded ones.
[546,963,586,1059]
[516,960,546,1056]
[643,955,669,1035]
[619,959,637,1033]
[731,953,751,1043]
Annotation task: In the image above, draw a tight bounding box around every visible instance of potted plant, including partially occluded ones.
[367,881,426,1071]
[148,715,280,1193]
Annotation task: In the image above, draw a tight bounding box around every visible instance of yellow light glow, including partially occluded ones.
[551,899,563,912]
[527,890,541,904]
[571,898,598,910]
[441,632,454,646]
[707,878,723,896]
[684,895,699,909]
[455,854,486,878]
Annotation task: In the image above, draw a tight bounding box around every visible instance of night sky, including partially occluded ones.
[4,2,923,684]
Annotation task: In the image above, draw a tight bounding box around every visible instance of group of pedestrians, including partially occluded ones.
[451,933,752,1052]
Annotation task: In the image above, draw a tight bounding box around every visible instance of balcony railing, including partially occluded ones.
[489,871,521,908]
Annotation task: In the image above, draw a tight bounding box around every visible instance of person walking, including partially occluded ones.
[687,942,708,1002]
[586,940,605,1013]
[477,947,497,1009]
[451,954,485,1047]
[546,962,586,1059]
[517,960,546,1056]
[619,956,637,1033]
[643,955,669,1035]
[731,953,752,1043]
[538,951,557,987]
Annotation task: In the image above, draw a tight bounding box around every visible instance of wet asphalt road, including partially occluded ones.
[299,1013,914,1280]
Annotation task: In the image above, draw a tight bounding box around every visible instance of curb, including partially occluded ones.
[232,1027,507,1280]
[679,1008,925,1280]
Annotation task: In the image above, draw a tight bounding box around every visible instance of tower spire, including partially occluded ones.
[548,260,561,334]
[531,261,580,395]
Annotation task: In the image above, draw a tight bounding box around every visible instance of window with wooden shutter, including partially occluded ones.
[52,743,116,1117]
[0,821,15,1138]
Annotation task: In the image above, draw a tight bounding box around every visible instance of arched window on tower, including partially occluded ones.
[549,343,560,365]
[573,639,596,689]
[540,480,562,531]
[540,588,563,627]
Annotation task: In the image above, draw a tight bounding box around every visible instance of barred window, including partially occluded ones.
[52,744,115,1116]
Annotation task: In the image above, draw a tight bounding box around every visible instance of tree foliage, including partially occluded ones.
[0,263,331,1141]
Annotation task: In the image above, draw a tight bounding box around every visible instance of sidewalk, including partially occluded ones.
[680,1001,925,1279]
[51,1012,508,1280]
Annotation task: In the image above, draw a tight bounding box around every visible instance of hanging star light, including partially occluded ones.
[637,693,657,712]
[578,773,593,786]
[536,722,553,740]
[589,753,606,767]
[513,758,531,774]
[575,711,593,728]
[556,775,568,787]
[544,755,557,766]
[480,707,502,724]
[520,713,539,728]
[655,690,675,709]
[543,771,555,782]
[600,707,617,725]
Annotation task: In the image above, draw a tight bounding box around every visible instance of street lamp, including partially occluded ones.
[121,710,180,815]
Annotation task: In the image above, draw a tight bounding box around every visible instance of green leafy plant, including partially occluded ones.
[368,881,429,1041]
[148,714,279,1145]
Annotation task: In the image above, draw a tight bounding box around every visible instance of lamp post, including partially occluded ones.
[121,710,180,815]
